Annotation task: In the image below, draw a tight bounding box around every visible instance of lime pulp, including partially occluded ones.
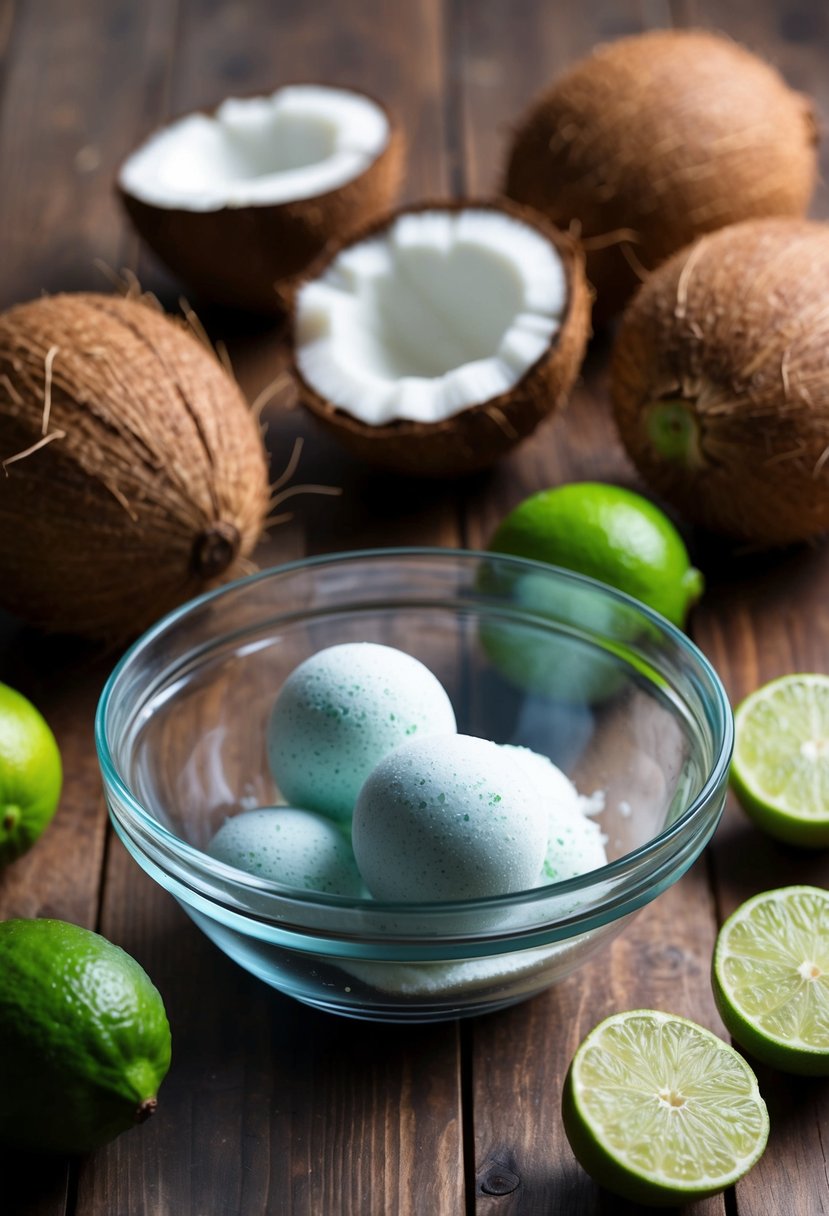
[562,1008,769,1205]
[713,886,829,1075]
[731,673,829,847]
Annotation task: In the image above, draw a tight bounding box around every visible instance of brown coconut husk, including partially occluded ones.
[118,87,405,314]
[0,292,271,642]
[610,218,829,546]
[504,29,819,321]
[288,198,591,479]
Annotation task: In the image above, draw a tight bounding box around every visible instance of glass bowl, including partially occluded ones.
[96,548,732,1023]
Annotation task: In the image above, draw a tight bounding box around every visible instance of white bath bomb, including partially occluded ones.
[500,744,608,883]
[500,744,582,815]
[207,806,366,897]
[267,642,457,822]
[352,734,549,901]
[540,805,608,884]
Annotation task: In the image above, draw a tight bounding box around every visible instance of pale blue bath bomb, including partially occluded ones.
[207,806,366,896]
[267,643,457,822]
[352,734,549,901]
[501,745,608,883]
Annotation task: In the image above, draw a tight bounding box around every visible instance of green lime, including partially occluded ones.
[562,1009,769,1206]
[488,482,703,628]
[0,918,172,1155]
[477,569,632,702]
[731,674,829,847]
[713,886,829,1075]
[0,682,62,866]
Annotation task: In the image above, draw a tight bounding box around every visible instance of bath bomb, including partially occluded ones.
[500,744,608,883]
[352,733,549,901]
[207,806,366,897]
[500,744,582,815]
[539,805,608,884]
[267,642,457,822]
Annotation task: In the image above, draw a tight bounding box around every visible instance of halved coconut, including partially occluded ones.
[118,84,404,312]
[290,201,590,477]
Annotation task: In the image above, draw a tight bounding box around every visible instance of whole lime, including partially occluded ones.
[0,682,62,866]
[476,564,635,702]
[488,482,703,628]
[0,918,172,1155]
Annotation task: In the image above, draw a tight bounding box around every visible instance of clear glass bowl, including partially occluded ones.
[96,549,732,1023]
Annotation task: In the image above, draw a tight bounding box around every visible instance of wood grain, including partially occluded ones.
[2,3,829,1215]
[0,2,180,1210]
[677,4,829,1214]
[0,0,178,311]
[453,4,726,1211]
[76,3,467,1214]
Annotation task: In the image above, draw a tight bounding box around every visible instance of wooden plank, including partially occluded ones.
[0,0,180,920]
[79,3,468,1215]
[470,877,725,1216]
[0,0,178,311]
[0,0,15,69]
[452,2,740,1212]
[79,845,465,1216]
[698,563,829,1216]
[0,4,181,1214]
[671,5,829,1214]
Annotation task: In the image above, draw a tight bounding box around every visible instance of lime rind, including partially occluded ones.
[0,682,63,866]
[488,481,703,629]
[0,918,171,1154]
[713,886,829,1074]
[731,674,829,846]
[562,1009,768,1205]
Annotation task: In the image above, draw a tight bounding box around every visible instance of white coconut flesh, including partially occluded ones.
[295,210,568,425]
[118,85,390,211]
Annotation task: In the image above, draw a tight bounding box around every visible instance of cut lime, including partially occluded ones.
[731,673,829,847]
[562,1009,769,1206]
[713,885,829,1075]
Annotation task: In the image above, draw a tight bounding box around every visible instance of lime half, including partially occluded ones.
[562,1009,769,1206]
[713,885,829,1075]
[731,673,829,847]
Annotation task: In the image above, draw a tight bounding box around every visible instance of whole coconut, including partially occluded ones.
[0,293,270,641]
[504,29,819,319]
[611,218,829,546]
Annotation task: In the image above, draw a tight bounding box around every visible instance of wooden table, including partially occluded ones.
[2,2,829,1213]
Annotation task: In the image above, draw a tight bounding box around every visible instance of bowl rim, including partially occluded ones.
[95,546,733,937]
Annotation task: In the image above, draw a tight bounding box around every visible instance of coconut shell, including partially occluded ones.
[0,292,270,641]
[118,90,405,314]
[504,29,819,321]
[290,199,591,479]
[611,218,829,546]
